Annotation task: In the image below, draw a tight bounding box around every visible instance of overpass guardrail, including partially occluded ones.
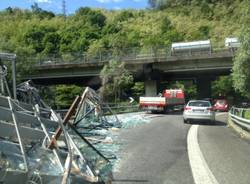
[33,46,235,67]
[229,107,250,131]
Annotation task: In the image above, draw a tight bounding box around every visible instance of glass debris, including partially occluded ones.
[0,62,151,184]
[0,80,113,183]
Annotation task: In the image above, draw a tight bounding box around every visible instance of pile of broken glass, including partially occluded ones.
[0,79,113,184]
[0,67,150,184]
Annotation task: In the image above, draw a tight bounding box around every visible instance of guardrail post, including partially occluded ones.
[232,107,235,115]
[242,109,245,118]
[240,108,243,117]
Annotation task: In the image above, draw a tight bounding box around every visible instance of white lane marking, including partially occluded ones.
[187,125,219,184]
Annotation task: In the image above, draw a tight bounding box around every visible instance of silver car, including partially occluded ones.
[183,100,215,123]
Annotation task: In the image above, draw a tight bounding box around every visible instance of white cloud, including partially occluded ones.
[96,0,124,3]
[37,0,52,3]
[28,0,52,3]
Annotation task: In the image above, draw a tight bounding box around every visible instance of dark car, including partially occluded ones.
[213,99,229,112]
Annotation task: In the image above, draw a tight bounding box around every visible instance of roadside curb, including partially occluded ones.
[228,117,250,140]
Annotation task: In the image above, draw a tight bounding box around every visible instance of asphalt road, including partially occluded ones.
[199,113,250,184]
[112,112,250,184]
[112,113,193,184]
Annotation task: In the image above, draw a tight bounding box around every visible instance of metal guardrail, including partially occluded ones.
[32,46,236,67]
[56,103,140,118]
[35,47,170,66]
[103,103,140,114]
[229,107,250,130]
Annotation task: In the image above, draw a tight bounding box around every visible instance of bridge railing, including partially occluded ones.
[35,46,171,66]
[229,107,250,131]
[33,46,236,67]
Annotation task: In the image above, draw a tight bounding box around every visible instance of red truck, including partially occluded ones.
[139,89,185,113]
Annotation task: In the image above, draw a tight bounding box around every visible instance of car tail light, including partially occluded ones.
[184,107,192,110]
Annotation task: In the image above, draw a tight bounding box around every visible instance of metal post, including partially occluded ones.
[8,97,28,171]
[12,57,17,99]
[0,66,4,95]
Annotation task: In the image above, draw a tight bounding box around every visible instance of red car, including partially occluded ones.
[213,99,229,112]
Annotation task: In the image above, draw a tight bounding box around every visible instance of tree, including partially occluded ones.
[75,7,106,28]
[43,32,60,54]
[212,76,234,98]
[148,0,157,8]
[55,85,83,109]
[24,26,56,53]
[31,3,55,19]
[114,10,134,22]
[232,25,250,98]
[100,60,133,102]
[131,82,144,101]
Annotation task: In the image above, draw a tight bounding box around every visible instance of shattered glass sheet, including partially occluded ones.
[74,105,121,130]
[0,77,117,182]
[117,112,151,129]
[27,144,63,176]
[0,139,62,176]
[69,132,112,183]
[0,140,25,171]
[74,112,152,176]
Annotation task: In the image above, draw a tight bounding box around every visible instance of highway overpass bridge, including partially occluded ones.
[25,48,235,98]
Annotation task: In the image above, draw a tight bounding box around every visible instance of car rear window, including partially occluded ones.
[188,101,210,107]
[216,100,226,105]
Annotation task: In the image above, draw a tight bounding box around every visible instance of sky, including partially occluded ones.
[0,0,149,14]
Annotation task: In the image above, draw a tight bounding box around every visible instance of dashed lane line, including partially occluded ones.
[187,125,219,184]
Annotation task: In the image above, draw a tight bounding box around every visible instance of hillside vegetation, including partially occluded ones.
[0,0,248,58]
[0,1,249,107]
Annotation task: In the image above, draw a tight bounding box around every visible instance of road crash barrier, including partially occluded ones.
[228,107,250,139]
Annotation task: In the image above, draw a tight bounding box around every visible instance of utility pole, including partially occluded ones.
[62,0,66,17]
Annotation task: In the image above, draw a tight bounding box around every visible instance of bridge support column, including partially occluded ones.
[197,77,212,99]
[145,80,157,97]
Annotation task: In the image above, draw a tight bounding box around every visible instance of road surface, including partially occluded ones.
[112,112,250,184]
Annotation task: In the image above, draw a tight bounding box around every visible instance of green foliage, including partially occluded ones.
[75,7,106,28]
[55,85,83,109]
[0,2,246,58]
[148,0,236,9]
[114,10,134,22]
[212,76,234,98]
[24,25,57,53]
[31,3,55,19]
[184,85,197,101]
[0,1,249,103]
[232,25,250,98]
[100,60,133,102]
[131,82,145,100]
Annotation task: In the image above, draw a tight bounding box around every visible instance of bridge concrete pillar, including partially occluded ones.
[145,80,158,97]
[196,77,212,99]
